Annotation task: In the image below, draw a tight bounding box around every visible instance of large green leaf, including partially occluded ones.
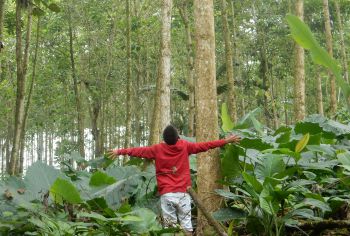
[50,178,82,204]
[89,171,116,187]
[242,172,263,193]
[123,208,161,233]
[221,102,234,132]
[337,151,350,171]
[295,198,331,212]
[24,161,67,201]
[239,138,274,151]
[221,145,240,178]
[255,154,285,180]
[212,207,246,221]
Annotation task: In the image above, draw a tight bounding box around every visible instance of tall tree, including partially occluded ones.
[293,0,305,121]
[19,17,41,174]
[124,0,132,148]
[178,0,195,137]
[9,1,33,175]
[193,0,222,234]
[68,6,85,159]
[334,0,349,84]
[322,0,337,114]
[220,0,237,123]
[149,0,172,145]
[316,69,324,116]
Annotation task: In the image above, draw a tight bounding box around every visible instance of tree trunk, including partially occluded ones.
[322,0,337,114]
[18,17,40,174]
[293,0,306,122]
[178,0,195,137]
[124,0,132,149]
[316,69,324,116]
[0,0,5,76]
[193,0,222,234]
[9,2,32,175]
[334,0,349,84]
[68,9,85,159]
[149,0,172,144]
[220,0,237,123]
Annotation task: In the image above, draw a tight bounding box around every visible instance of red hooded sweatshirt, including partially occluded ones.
[113,139,227,195]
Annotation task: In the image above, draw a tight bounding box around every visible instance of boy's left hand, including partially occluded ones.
[106,150,117,160]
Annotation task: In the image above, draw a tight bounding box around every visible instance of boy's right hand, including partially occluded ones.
[225,134,241,144]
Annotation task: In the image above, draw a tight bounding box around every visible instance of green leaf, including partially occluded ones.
[242,172,263,193]
[24,161,67,201]
[221,145,240,178]
[295,133,310,153]
[337,151,350,171]
[50,178,82,204]
[212,207,246,221]
[239,138,274,151]
[296,198,331,212]
[285,179,315,190]
[221,103,234,132]
[47,3,60,12]
[32,7,45,17]
[286,14,317,49]
[78,212,108,221]
[255,154,285,179]
[89,171,116,187]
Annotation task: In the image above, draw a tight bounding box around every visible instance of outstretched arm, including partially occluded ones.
[106,146,156,160]
[187,134,240,154]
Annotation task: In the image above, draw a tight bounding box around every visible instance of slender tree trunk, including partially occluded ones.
[293,0,306,122]
[18,17,40,173]
[68,9,85,158]
[334,0,349,84]
[124,0,132,148]
[194,0,222,234]
[316,69,324,116]
[0,0,5,76]
[178,0,195,137]
[49,133,53,166]
[9,2,32,175]
[149,0,172,144]
[221,0,237,123]
[323,0,337,114]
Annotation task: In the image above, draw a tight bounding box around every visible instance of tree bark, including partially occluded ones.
[193,0,222,234]
[68,8,85,159]
[124,0,132,149]
[149,0,172,144]
[0,0,5,77]
[293,0,306,122]
[322,0,337,114]
[220,0,237,123]
[9,2,32,175]
[316,69,324,116]
[334,0,349,84]
[178,0,195,137]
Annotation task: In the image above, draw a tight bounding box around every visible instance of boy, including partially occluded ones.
[107,125,240,235]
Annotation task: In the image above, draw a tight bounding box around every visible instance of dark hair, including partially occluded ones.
[162,125,179,145]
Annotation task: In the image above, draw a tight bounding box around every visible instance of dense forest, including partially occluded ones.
[0,0,350,235]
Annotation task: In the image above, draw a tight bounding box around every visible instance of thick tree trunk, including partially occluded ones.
[316,70,324,116]
[334,0,349,84]
[91,101,102,157]
[293,0,306,122]
[9,2,32,175]
[37,131,43,161]
[124,0,132,149]
[149,0,172,144]
[193,0,222,234]
[322,0,337,114]
[178,0,195,137]
[221,0,237,123]
[68,9,85,159]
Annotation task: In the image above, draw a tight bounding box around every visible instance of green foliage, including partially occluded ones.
[216,113,350,235]
[50,178,82,204]
[221,102,234,132]
[89,171,116,187]
[286,14,350,110]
